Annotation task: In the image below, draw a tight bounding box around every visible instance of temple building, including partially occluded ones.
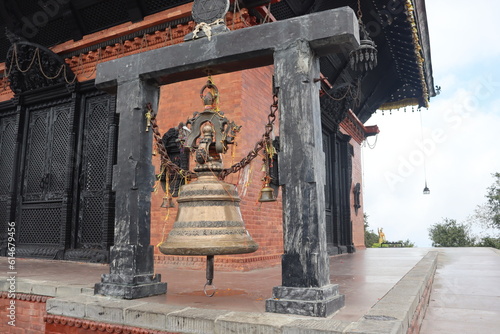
[0,0,433,268]
[0,0,435,327]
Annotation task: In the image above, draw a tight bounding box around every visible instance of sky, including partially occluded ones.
[362,0,500,247]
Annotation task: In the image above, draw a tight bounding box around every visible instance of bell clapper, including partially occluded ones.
[204,255,216,297]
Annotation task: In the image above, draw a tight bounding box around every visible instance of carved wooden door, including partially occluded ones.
[67,92,117,262]
[17,98,75,258]
[323,130,335,251]
[0,86,117,262]
[0,110,19,254]
[323,129,354,255]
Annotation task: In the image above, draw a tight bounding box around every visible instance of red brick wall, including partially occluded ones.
[0,293,47,334]
[407,270,434,334]
[338,128,365,250]
[350,138,365,249]
[151,66,283,271]
[0,1,368,267]
[45,315,176,334]
[0,293,176,334]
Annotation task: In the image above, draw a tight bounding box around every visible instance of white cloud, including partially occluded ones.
[362,77,500,247]
[427,0,500,73]
[357,1,500,248]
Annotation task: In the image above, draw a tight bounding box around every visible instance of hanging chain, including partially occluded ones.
[357,0,363,20]
[148,103,196,180]
[219,91,278,180]
[5,44,78,84]
[147,88,278,182]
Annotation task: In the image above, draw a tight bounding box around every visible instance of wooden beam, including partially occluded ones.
[95,7,359,89]
[50,3,193,55]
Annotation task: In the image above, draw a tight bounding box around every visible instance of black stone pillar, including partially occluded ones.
[95,78,167,299]
[265,40,344,317]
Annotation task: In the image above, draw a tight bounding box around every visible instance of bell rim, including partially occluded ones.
[158,243,259,256]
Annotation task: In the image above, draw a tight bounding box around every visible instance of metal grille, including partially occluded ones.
[315,0,340,12]
[323,131,334,245]
[142,0,191,15]
[48,107,71,194]
[19,206,61,245]
[79,98,110,246]
[32,18,69,50]
[77,93,115,250]
[0,201,7,241]
[14,0,41,15]
[0,117,16,197]
[83,101,109,191]
[80,0,130,34]
[0,38,8,64]
[25,112,48,197]
[80,197,104,245]
[270,1,295,20]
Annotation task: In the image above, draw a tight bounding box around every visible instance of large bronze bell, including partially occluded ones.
[158,82,258,295]
[158,171,258,255]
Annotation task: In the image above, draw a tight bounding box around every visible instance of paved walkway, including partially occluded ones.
[4,248,431,320]
[1,247,499,333]
[420,247,500,334]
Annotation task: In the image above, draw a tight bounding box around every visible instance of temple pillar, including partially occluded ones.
[94,78,167,299]
[92,6,359,308]
[265,40,345,317]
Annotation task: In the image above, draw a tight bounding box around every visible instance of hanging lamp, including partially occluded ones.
[420,111,430,195]
[423,181,430,195]
[349,0,378,73]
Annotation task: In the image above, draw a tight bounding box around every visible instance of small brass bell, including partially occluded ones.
[160,195,175,208]
[259,183,276,202]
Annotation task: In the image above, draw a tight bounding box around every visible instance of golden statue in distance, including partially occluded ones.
[378,228,386,244]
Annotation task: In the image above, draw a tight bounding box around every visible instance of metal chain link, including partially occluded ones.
[147,103,196,179]
[147,90,278,182]
[218,92,278,180]
[357,0,363,21]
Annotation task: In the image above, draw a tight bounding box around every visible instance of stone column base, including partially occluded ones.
[265,284,345,317]
[95,273,167,299]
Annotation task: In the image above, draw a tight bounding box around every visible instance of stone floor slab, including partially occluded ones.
[1,248,499,333]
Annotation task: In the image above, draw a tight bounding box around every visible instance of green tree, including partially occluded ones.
[467,173,499,249]
[476,237,500,249]
[396,239,415,247]
[428,218,476,247]
[364,214,379,248]
[485,172,500,229]
[472,173,500,230]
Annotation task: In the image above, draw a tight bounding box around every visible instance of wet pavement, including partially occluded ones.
[6,248,430,320]
[420,248,500,334]
[2,247,499,332]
